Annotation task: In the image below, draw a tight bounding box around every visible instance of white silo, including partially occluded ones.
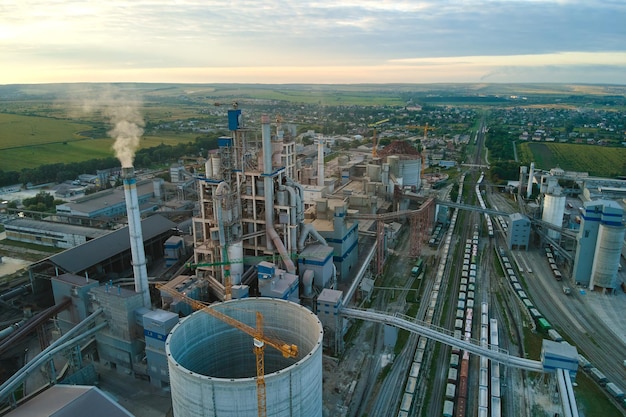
[542,193,566,239]
[166,298,323,417]
[589,224,625,290]
[227,241,244,285]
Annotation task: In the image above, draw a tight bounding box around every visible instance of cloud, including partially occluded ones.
[1,1,625,83]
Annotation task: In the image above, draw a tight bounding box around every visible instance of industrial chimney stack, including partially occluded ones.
[122,166,151,308]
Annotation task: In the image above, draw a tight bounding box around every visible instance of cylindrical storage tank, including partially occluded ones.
[387,155,399,177]
[167,298,323,417]
[590,224,625,289]
[542,194,565,239]
[153,178,164,200]
[211,155,221,178]
[366,164,381,182]
[227,241,244,284]
[205,158,213,178]
[398,159,421,187]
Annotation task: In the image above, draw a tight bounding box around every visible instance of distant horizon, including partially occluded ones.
[2,80,626,87]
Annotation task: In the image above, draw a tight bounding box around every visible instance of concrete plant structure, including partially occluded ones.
[166,298,323,417]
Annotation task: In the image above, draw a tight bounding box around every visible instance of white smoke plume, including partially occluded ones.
[106,101,145,168]
[64,85,144,168]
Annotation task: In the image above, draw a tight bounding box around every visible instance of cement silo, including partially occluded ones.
[398,159,421,188]
[589,224,626,290]
[542,193,566,239]
[166,298,323,417]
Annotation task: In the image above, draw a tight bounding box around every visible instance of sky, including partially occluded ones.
[1,0,626,85]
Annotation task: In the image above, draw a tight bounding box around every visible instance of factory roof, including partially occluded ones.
[317,288,343,305]
[45,215,176,274]
[509,212,529,222]
[4,218,110,239]
[56,181,155,216]
[4,385,134,417]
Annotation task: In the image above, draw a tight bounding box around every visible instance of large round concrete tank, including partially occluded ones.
[590,224,625,289]
[542,194,565,239]
[166,298,323,417]
[399,159,421,187]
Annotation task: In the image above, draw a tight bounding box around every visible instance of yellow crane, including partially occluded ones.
[406,124,436,175]
[406,123,435,140]
[368,118,390,158]
[157,284,298,417]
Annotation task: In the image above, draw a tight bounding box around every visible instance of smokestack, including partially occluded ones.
[527,162,535,199]
[261,115,296,274]
[317,136,324,187]
[122,167,151,308]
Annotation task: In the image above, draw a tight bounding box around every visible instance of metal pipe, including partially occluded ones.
[297,223,328,251]
[122,166,151,308]
[285,177,304,223]
[556,368,574,417]
[0,318,27,340]
[0,308,104,400]
[279,184,298,255]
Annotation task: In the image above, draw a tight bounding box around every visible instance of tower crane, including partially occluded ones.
[156,284,298,417]
[368,118,390,158]
[406,124,436,175]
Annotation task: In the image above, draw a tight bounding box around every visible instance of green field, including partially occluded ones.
[518,142,626,177]
[0,113,91,149]
[0,131,199,171]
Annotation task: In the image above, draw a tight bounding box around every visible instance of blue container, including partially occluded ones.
[228,109,242,130]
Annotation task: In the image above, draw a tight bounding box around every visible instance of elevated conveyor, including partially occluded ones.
[341,307,545,372]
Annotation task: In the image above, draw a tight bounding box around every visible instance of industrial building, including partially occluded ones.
[4,218,109,248]
[55,180,159,219]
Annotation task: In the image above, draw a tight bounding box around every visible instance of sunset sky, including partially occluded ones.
[2,0,625,84]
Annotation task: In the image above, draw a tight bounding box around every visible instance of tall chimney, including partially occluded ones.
[122,167,151,307]
[527,162,535,199]
[317,136,324,187]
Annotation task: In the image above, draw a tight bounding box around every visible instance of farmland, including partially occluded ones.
[0,134,200,172]
[0,113,91,149]
[518,142,626,177]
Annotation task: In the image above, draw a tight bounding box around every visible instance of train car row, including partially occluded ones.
[500,249,556,334]
[475,172,494,237]
[577,354,626,408]
[444,226,479,417]
[489,318,502,417]
[545,246,563,281]
[407,175,466,417]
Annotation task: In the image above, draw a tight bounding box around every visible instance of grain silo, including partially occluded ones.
[166,298,323,417]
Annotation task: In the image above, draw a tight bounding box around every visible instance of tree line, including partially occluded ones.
[0,135,223,188]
